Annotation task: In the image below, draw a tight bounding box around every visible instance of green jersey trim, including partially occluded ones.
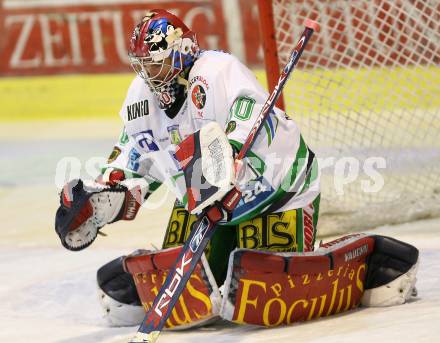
[225,135,313,225]
[229,139,266,175]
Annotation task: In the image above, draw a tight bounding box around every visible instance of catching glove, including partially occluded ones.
[55,174,149,251]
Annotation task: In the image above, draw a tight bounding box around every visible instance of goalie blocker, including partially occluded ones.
[114,233,418,328]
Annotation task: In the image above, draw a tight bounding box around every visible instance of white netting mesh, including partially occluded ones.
[269,0,440,235]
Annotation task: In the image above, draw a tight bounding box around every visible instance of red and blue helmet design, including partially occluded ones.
[129,9,199,89]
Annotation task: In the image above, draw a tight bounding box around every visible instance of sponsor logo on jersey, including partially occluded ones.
[134,130,159,152]
[127,99,149,121]
[189,75,210,90]
[191,85,206,110]
[127,148,141,171]
[162,205,198,248]
[107,146,121,163]
[167,125,182,145]
[237,208,297,252]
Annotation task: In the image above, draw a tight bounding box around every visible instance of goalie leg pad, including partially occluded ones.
[361,235,419,307]
[124,246,222,330]
[220,234,375,326]
[220,234,419,327]
[97,256,145,327]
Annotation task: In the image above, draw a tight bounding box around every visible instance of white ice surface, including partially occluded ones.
[1,218,439,343]
[1,122,439,342]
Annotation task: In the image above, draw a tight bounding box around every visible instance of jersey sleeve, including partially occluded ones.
[188,52,280,151]
[221,58,285,146]
[203,54,288,177]
[101,127,163,192]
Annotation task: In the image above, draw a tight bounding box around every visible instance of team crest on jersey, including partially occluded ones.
[191,85,206,110]
[232,96,255,121]
[134,130,159,152]
[167,125,182,145]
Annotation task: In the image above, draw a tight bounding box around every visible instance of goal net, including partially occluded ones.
[258,0,440,235]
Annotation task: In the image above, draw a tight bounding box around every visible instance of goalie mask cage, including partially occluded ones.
[257,0,440,235]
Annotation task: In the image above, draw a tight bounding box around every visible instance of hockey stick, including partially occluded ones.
[129,19,320,343]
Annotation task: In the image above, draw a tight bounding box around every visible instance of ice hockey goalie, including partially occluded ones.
[54,8,419,330]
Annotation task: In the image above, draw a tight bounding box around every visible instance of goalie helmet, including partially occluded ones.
[128,9,199,91]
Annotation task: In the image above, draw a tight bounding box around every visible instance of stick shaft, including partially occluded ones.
[236,23,316,162]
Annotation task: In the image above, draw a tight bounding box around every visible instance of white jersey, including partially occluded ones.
[103,50,320,224]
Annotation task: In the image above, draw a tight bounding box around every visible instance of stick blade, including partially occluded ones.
[129,331,160,343]
[305,19,320,32]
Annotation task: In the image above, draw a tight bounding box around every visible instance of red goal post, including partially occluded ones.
[257,0,286,110]
[256,0,440,235]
